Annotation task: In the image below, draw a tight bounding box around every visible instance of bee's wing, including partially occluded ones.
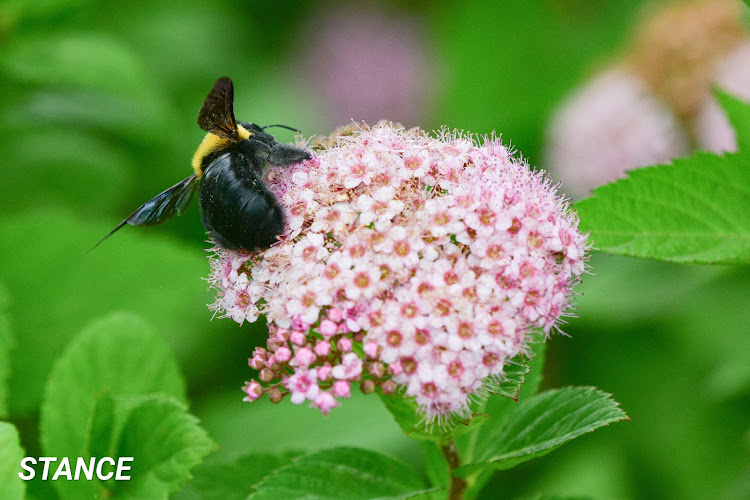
[90,175,199,251]
[197,77,239,141]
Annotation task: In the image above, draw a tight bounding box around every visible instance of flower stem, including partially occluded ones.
[441,439,467,500]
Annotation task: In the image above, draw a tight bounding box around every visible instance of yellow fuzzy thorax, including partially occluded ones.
[191,124,252,176]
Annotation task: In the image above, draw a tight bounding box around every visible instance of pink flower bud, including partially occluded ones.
[381,379,397,395]
[268,387,283,404]
[294,347,315,368]
[259,368,275,383]
[274,346,291,363]
[363,341,380,359]
[318,363,333,381]
[333,380,351,398]
[337,337,353,352]
[248,353,266,370]
[242,381,262,402]
[319,319,338,338]
[327,308,343,322]
[360,379,376,395]
[314,340,331,357]
[290,331,307,346]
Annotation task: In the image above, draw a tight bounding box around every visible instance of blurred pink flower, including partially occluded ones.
[215,124,588,419]
[299,5,437,127]
[694,41,750,153]
[544,68,690,200]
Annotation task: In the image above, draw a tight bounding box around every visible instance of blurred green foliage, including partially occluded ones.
[0,0,748,498]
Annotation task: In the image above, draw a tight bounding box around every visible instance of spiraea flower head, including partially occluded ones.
[212,123,588,420]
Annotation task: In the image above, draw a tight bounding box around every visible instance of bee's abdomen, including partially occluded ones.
[198,150,284,251]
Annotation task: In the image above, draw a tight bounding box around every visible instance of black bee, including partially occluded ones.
[93,77,311,251]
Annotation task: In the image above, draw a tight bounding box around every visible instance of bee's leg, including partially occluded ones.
[238,139,272,172]
[268,143,311,168]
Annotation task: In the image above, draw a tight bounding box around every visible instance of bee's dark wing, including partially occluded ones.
[90,175,199,251]
[197,77,239,141]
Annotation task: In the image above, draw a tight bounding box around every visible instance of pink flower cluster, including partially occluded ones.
[208,124,588,418]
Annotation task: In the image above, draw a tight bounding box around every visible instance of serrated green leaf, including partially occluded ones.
[173,451,301,500]
[248,447,428,500]
[0,422,25,500]
[379,390,489,443]
[0,210,214,415]
[456,339,547,498]
[488,352,531,400]
[111,396,216,499]
[575,152,750,264]
[456,387,628,475]
[40,312,187,499]
[0,285,12,417]
[714,90,750,153]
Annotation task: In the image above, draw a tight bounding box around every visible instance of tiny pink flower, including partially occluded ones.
[286,368,320,405]
[332,352,363,380]
[332,380,352,398]
[313,391,339,415]
[293,347,315,368]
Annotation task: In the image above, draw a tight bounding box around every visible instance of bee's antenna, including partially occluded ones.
[262,124,302,134]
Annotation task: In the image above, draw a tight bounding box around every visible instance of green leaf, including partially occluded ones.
[0,422,25,500]
[575,152,750,264]
[517,496,593,500]
[5,89,169,142]
[0,33,152,97]
[2,0,97,19]
[379,389,489,443]
[0,128,135,216]
[40,312,187,499]
[714,90,750,153]
[487,351,531,400]
[173,451,301,500]
[456,387,628,475]
[421,441,450,490]
[0,210,215,415]
[0,285,12,417]
[248,447,428,500]
[112,396,216,499]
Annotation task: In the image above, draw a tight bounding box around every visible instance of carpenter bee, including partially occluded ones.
[93,77,311,251]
